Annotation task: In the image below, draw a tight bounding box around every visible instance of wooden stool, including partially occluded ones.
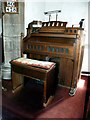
[10,57,56,107]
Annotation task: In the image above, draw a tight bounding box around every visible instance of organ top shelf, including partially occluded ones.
[24,21,84,42]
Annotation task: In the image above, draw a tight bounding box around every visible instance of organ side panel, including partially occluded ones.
[59,58,74,87]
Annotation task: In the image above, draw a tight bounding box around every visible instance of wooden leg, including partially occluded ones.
[12,84,23,93]
[12,71,23,93]
[2,86,7,91]
[69,87,77,96]
[43,81,46,105]
[43,96,54,107]
[43,80,54,107]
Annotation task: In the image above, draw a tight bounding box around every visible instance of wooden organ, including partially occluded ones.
[10,20,85,106]
[23,20,84,96]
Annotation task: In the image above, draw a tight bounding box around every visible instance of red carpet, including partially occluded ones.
[36,77,87,119]
[2,76,87,119]
[2,80,64,119]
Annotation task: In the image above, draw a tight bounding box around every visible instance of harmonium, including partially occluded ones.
[10,20,84,106]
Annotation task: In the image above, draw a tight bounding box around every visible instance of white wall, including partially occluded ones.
[0,1,2,35]
[82,1,90,73]
[25,1,89,72]
[88,2,90,72]
[25,0,45,35]
[0,19,2,35]
[44,2,88,38]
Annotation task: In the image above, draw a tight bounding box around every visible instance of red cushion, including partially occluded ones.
[13,57,55,69]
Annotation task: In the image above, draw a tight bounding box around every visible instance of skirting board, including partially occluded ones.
[81,71,90,76]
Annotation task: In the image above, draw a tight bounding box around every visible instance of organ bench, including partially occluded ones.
[10,58,56,107]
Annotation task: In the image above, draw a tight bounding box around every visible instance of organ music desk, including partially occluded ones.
[10,20,85,106]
